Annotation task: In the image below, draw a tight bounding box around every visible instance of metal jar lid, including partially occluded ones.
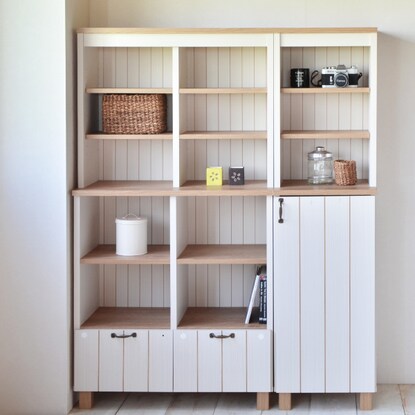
[308,146,333,160]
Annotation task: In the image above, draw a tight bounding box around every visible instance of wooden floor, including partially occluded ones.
[69,385,414,414]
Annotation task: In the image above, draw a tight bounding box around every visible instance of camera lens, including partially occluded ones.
[334,72,349,87]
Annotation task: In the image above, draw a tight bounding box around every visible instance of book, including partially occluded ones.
[259,270,267,324]
[245,265,266,324]
[245,273,260,324]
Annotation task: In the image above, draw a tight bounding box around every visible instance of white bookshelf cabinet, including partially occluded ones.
[74,29,274,410]
[73,28,377,411]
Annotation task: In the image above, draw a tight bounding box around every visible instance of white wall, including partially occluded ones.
[89,0,415,384]
[0,0,87,414]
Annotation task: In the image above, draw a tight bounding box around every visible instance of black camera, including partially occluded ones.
[321,64,362,88]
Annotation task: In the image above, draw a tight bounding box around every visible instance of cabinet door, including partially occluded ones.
[74,330,99,392]
[174,330,197,392]
[198,330,222,392]
[274,196,375,393]
[149,330,173,392]
[99,330,123,392]
[124,330,148,392]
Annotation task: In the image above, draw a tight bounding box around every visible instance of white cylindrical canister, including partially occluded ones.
[115,214,148,256]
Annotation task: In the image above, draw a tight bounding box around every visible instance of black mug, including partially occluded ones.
[290,68,310,88]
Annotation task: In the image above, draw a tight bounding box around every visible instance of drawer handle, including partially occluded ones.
[278,198,284,223]
[209,333,235,339]
[111,332,137,339]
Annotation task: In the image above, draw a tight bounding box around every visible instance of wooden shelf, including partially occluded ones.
[177,244,266,265]
[86,87,172,94]
[179,131,266,140]
[178,307,264,329]
[180,87,267,94]
[72,180,174,197]
[81,245,170,265]
[177,180,271,196]
[278,180,376,196]
[81,307,170,329]
[281,130,370,140]
[86,132,173,140]
[281,87,370,94]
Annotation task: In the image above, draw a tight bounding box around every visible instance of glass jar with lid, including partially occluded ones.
[307,146,333,184]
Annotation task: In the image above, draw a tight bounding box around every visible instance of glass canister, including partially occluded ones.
[307,146,333,184]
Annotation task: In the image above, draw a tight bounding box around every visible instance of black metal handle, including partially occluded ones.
[278,198,284,223]
[111,332,137,339]
[209,333,235,339]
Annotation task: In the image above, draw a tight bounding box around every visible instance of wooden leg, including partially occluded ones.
[79,392,94,409]
[279,393,292,410]
[359,393,373,410]
[256,392,270,410]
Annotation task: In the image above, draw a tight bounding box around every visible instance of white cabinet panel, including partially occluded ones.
[222,330,246,392]
[124,330,148,392]
[350,196,376,392]
[99,330,124,391]
[326,197,350,392]
[300,197,325,392]
[174,330,197,392]
[74,330,99,392]
[274,197,301,392]
[247,330,272,392]
[198,330,222,392]
[176,329,271,393]
[149,330,173,392]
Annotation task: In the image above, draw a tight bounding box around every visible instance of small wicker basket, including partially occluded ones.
[102,94,167,134]
[334,160,357,186]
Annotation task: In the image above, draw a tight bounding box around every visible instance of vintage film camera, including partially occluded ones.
[321,64,362,88]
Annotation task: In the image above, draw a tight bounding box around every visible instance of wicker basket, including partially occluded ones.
[334,160,357,186]
[102,94,167,134]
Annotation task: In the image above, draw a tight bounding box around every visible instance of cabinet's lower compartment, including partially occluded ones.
[75,328,272,409]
